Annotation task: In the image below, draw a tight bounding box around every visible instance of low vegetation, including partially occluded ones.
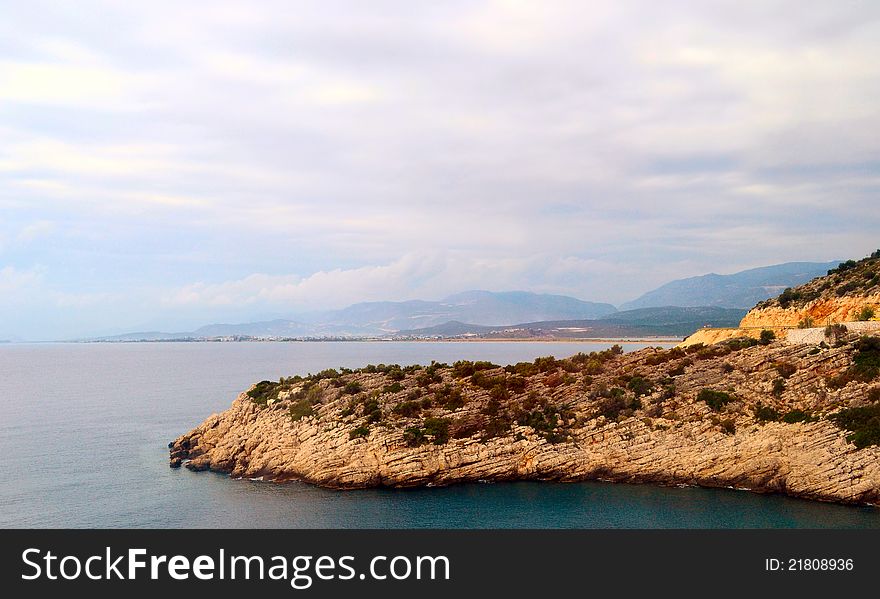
[759,250,880,310]
[826,336,880,389]
[697,389,735,411]
[830,404,880,449]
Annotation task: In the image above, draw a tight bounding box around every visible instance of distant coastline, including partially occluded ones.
[67,336,682,344]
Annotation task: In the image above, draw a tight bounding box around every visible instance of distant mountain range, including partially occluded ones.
[621,261,839,310]
[397,306,747,339]
[298,290,617,331]
[89,260,842,342]
[97,305,745,341]
[92,291,617,341]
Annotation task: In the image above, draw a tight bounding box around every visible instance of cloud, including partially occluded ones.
[0,1,878,338]
[0,265,43,297]
[159,251,637,312]
[16,220,56,242]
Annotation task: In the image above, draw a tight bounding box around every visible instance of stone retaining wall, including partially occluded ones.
[786,321,880,345]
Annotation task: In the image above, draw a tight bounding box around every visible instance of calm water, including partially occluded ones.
[1,341,878,529]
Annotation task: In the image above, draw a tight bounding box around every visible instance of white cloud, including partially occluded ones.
[159,251,635,311]
[16,220,56,242]
[0,266,43,297]
[0,1,878,338]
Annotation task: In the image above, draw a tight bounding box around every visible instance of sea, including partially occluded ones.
[1,341,878,529]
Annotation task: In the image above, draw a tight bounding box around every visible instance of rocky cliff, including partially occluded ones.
[680,252,880,347]
[740,294,880,329]
[743,252,880,327]
[171,333,880,505]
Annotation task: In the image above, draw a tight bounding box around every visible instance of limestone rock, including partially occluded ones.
[170,337,880,505]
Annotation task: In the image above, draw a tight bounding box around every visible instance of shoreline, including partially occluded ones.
[170,336,880,507]
[37,337,684,345]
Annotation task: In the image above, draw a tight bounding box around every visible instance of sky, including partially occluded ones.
[1,0,879,340]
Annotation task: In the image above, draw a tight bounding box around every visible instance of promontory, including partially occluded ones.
[170,251,880,505]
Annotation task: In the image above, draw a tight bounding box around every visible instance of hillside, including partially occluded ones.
[171,330,880,504]
[397,306,746,339]
[622,261,839,310]
[90,290,618,340]
[741,251,880,329]
[305,290,618,331]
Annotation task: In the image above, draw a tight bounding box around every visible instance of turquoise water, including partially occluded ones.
[1,341,878,529]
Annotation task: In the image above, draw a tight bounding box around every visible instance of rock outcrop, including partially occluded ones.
[171,334,880,505]
[681,253,880,347]
[740,294,880,329]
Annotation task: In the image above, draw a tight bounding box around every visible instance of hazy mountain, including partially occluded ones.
[597,306,747,327]
[621,261,840,310]
[87,290,618,340]
[299,290,618,331]
[397,306,747,339]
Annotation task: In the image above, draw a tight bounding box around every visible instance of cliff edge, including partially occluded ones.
[680,251,880,347]
[171,331,880,505]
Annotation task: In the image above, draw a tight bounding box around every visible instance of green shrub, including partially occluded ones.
[825,323,848,342]
[288,399,314,421]
[423,417,451,444]
[416,370,441,387]
[247,380,279,405]
[343,381,363,395]
[482,398,501,417]
[597,395,628,420]
[403,426,427,447]
[836,281,859,296]
[853,336,880,380]
[727,337,759,350]
[507,375,527,393]
[516,402,561,435]
[471,371,504,390]
[452,360,498,378]
[393,400,422,418]
[533,356,559,373]
[698,389,735,411]
[759,330,776,345]
[340,399,357,417]
[797,316,815,329]
[830,404,880,448]
[719,418,736,435]
[481,414,512,440]
[362,397,382,423]
[781,410,814,424]
[754,402,779,422]
[777,288,801,308]
[489,384,509,401]
[349,425,370,439]
[382,382,403,394]
[627,376,653,397]
[828,260,858,275]
[434,384,465,410]
[509,361,539,376]
[857,306,876,321]
[668,362,687,377]
[772,378,786,397]
[313,368,340,381]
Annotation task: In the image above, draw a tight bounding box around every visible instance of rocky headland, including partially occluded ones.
[170,253,880,505]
